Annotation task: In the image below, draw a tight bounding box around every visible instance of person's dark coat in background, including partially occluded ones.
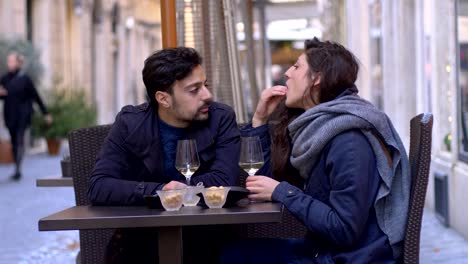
[0,69,48,180]
[0,70,48,129]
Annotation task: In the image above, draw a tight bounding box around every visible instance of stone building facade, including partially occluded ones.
[0,0,162,132]
[345,0,468,239]
[3,0,467,240]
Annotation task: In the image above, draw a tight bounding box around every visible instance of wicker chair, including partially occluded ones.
[69,124,113,264]
[403,113,433,264]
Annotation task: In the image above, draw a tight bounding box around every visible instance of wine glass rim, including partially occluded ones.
[156,188,186,194]
[178,138,197,142]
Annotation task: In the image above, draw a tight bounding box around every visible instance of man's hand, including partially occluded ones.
[252,86,287,127]
[246,176,280,201]
[44,114,53,126]
[0,86,7,96]
[162,181,187,191]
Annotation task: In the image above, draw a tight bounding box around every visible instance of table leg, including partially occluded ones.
[158,226,183,264]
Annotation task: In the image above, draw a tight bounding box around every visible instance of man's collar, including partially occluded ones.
[187,120,215,153]
[124,103,214,175]
[124,104,162,175]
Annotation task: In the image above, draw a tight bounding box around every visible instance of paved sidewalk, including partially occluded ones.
[0,151,78,264]
[420,209,468,263]
[1,152,468,263]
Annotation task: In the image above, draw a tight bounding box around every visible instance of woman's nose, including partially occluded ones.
[284,69,291,79]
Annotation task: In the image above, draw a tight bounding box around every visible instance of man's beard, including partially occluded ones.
[192,104,210,121]
[193,113,209,122]
[173,99,210,123]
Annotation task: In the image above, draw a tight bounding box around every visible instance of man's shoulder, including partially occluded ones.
[120,102,151,114]
[209,101,235,116]
[116,102,152,126]
[112,102,154,141]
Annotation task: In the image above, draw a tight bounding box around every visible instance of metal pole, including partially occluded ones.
[241,0,259,113]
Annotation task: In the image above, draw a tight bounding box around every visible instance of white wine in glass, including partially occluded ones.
[175,139,200,185]
[239,136,264,176]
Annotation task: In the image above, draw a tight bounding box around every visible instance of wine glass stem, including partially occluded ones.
[186,177,191,185]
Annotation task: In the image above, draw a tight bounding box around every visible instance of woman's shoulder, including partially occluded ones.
[325,129,374,157]
[332,129,368,142]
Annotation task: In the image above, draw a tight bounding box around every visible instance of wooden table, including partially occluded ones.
[39,202,283,264]
[36,176,73,187]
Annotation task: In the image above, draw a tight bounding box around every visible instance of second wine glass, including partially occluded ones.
[239,136,264,176]
[175,139,200,185]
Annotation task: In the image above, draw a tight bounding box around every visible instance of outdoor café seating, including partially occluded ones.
[40,113,433,264]
[66,124,306,263]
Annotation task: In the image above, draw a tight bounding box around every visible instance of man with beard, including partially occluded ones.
[88,47,240,263]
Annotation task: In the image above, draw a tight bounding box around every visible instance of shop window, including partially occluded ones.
[457,0,468,160]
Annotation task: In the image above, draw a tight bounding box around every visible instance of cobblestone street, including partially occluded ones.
[1,152,468,263]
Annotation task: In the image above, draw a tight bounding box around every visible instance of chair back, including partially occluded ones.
[403,113,433,264]
[69,124,113,264]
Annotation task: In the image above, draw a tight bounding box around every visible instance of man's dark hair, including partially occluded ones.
[142,47,202,104]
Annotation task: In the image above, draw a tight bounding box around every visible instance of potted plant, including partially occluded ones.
[32,87,97,155]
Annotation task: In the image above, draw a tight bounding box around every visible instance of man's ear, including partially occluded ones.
[155,91,171,108]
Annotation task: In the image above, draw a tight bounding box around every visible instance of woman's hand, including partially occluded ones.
[252,86,287,127]
[246,176,280,201]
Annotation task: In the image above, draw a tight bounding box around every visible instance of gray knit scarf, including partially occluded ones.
[288,92,410,259]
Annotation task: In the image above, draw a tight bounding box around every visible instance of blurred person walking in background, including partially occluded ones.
[0,52,52,181]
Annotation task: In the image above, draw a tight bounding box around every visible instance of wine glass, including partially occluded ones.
[239,136,264,176]
[175,139,200,185]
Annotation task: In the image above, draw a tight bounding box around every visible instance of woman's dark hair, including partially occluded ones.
[270,103,304,186]
[142,47,202,104]
[304,37,359,103]
[270,38,359,183]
